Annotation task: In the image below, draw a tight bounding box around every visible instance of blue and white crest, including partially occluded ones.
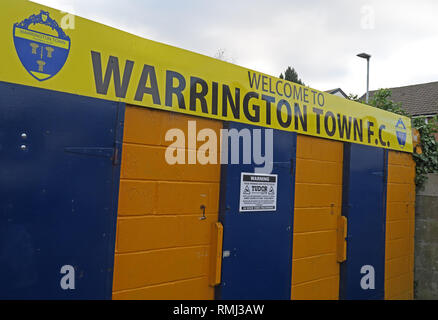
[13,10,70,81]
[395,118,407,148]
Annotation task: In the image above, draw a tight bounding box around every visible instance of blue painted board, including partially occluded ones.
[340,143,387,300]
[0,82,123,299]
[217,122,296,300]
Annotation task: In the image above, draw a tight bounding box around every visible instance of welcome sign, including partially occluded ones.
[0,0,413,152]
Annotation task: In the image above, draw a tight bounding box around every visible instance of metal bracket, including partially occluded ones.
[200,205,206,220]
[64,147,114,158]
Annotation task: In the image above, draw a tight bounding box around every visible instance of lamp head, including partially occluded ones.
[357,53,371,59]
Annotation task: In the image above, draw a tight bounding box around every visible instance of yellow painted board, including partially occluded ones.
[113,277,214,300]
[116,215,217,253]
[292,254,339,285]
[292,135,343,300]
[121,144,220,182]
[1,0,413,152]
[124,105,223,149]
[294,184,342,208]
[296,135,344,161]
[295,158,342,185]
[209,222,223,287]
[113,246,210,292]
[113,106,222,300]
[385,151,415,300]
[117,180,220,216]
[293,208,338,233]
[386,220,410,241]
[291,276,339,300]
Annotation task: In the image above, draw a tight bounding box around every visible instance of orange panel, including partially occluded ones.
[386,220,410,241]
[292,135,343,300]
[294,184,342,208]
[124,106,223,148]
[386,238,411,260]
[118,181,219,216]
[385,273,411,299]
[292,254,338,285]
[156,182,219,215]
[121,144,220,182]
[123,106,165,146]
[113,106,222,300]
[388,164,415,185]
[113,246,210,291]
[118,181,157,216]
[113,277,213,300]
[386,202,410,222]
[386,256,410,280]
[388,151,415,167]
[387,183,415,203]
[296,135,343,162]
[291,276,339,300]
[293,208,337,233]
[116,215,218,253]
[295,159,342,185]
[385,151,415,300]
[293,231,337,259]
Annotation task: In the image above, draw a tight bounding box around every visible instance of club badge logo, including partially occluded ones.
[395,118,407,148]
[13,10,71,81]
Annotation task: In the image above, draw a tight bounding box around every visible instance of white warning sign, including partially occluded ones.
[239,172,278,212]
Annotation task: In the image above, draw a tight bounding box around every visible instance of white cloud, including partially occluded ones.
[33,0,438,95]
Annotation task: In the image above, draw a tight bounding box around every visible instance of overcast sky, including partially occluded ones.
[34,0,438,96]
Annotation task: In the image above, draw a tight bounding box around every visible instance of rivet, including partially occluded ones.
[21,133,27,139]
[20,144,27,150]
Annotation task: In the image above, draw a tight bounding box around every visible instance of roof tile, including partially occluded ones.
[361,81,438,116]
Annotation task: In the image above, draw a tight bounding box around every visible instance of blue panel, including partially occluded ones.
[0,82,124,299]
[217,122,296,300]
[340,143,387,300]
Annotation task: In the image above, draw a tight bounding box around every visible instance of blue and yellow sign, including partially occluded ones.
[13,10,70,81]
[0,0,413,152]
[395,118,407,149]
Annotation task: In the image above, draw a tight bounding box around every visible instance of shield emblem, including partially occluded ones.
[13,10,70,81]
[395,119,407,148]
[396,131,407,148]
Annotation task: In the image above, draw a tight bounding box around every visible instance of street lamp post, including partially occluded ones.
[357,53,371,103]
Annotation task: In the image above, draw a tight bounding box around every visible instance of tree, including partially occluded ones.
[279,66,304,85]
[412,116,438,189]
[214,48,234,63]
[348,93,360,101]
[368,89,409,116]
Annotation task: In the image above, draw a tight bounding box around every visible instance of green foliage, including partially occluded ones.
[368,89,409,116]
[367,89,438,190]
[412,116,438,189]
[279,66,304,85]
[348,93,360,101]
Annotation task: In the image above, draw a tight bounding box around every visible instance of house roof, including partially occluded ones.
[325,88,349,99]
[361,81,438,116]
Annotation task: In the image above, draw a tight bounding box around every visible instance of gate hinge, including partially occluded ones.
[112,141,123,165]
[210,222,223,286]
[371,170,384,177]
[337,216,348,263]
[64,146,114,158]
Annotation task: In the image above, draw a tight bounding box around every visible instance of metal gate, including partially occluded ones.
[0,82,123,299]
[217,122,296,299]
[340,143,387,299]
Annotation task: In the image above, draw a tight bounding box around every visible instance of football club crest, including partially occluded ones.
[13,10,71,81]
[395,118,407,148]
